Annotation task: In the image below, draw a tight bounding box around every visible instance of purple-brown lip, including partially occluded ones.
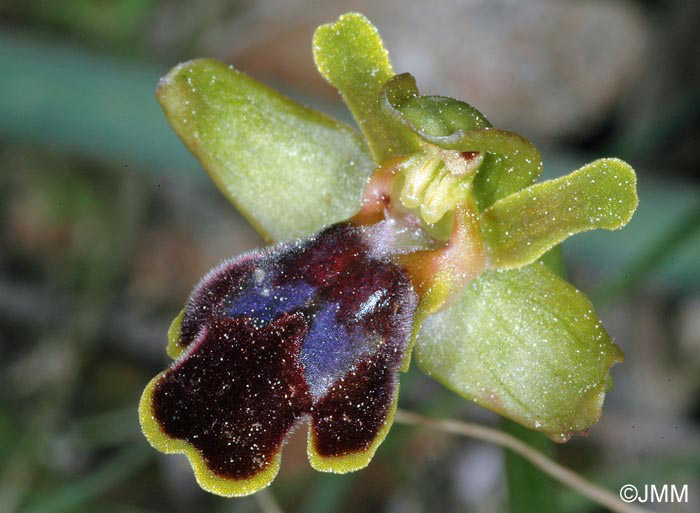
[149,222,417,479]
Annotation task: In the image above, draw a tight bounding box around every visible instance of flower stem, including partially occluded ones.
[394,409,652,513]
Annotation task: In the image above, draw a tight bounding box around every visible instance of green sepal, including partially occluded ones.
[414,261,623,441]
[380,73,543,211]
[313,13,421,163]
[481,158,638,269]
[157,58,374,243]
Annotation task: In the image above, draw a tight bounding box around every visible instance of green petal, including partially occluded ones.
[414,261,623,441]
[380,73,542,210]
[481,158,638,269]
[381,73,492,137]
[313,13,420,163]
[157,58,374,243]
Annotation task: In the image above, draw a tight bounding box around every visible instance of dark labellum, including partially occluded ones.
[150,222,417,479]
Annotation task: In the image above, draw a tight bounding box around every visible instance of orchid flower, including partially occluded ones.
[139,13,637,497]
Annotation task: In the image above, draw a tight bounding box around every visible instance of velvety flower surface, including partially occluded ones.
[140,222,416,495]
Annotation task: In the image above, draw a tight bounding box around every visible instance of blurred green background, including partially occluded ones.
[0,1,698,512]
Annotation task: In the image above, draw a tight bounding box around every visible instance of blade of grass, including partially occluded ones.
[594,201,700,305]
[0,30,196,172]
[22,446,152,513]
[503,420,559,513]
[298,473,356,513]
[255,488,284,513]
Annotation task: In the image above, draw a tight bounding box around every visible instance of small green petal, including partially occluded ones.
[415,261,623,441]
[381,73,492,137]
[481,158,638,269]
[380,73,542,211]
[157,58,374,243]
[313,13,421,163]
